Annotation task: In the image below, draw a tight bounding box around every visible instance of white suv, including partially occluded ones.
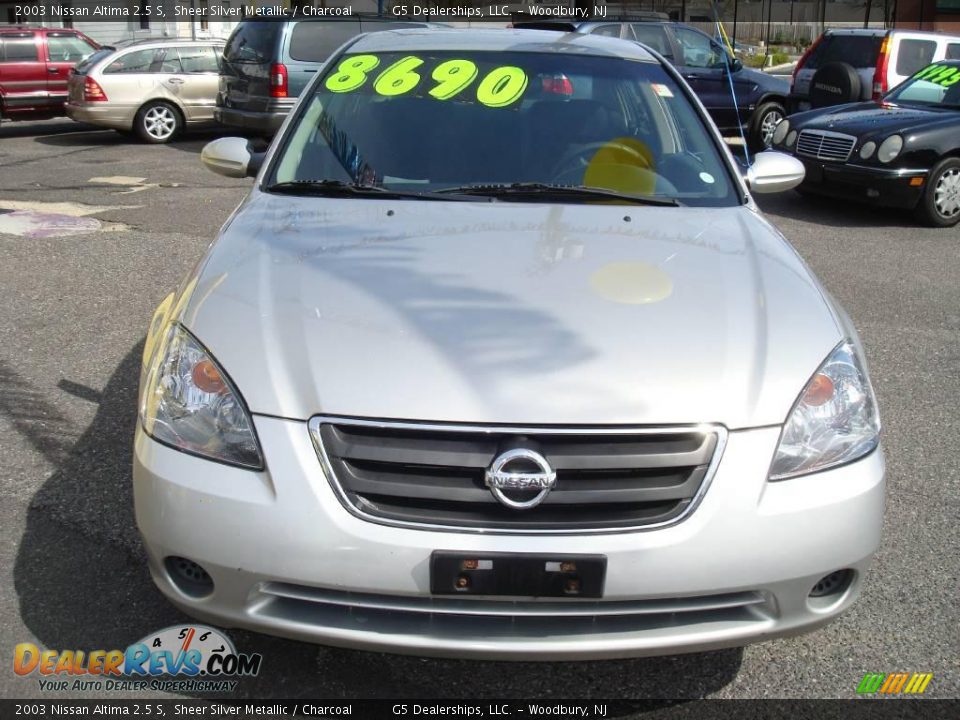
[790,28,960,111]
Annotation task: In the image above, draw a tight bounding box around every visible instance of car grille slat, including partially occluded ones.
[796,129,857,162]
[338,458,706,505]
[311,419,724,534]
[259,582,768,618]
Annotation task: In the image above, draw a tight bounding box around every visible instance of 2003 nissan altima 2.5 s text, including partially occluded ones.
[133,29,885,660]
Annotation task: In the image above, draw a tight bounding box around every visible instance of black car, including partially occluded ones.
[217,17,431,134]
[512,18,790,152]
[772,61,960,227]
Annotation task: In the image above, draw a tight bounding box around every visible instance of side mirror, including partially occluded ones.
[201,137,264,178]
[746,151,806,194]
[729,57,743,73]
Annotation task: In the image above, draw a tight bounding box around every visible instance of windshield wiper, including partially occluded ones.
[264,179,479,201]
[435,182,681,206]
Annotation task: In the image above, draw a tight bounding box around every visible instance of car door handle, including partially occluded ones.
[48,67,60,74]
[166,77,185,85]
[684,73,699,79]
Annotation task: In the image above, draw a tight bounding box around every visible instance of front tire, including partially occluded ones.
[915,158,960,228]
[748,101,786,154]
[135,101,181,144]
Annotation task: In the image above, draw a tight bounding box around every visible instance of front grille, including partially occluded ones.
[796,129,857,162]
[309,418,724,534]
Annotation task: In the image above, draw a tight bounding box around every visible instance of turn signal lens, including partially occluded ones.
[802,373,835,406]
[191,359,227,394]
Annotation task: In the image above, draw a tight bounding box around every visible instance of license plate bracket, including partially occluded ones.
[430,551,606,598]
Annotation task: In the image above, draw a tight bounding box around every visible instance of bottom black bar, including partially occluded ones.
[1,699,957,720]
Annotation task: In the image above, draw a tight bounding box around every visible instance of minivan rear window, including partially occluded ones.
[288,20,360,62]
[224,21,281,64]
[806,35,883,70]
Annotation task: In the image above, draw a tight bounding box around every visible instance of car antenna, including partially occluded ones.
[710,0,751,167]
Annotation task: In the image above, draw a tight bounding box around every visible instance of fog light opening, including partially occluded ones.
[809,569,854,599]
[165,556,215,599]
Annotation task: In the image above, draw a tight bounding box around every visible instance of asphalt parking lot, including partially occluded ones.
[1,119,957,702]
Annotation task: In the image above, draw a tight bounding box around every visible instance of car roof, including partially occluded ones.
[108,38,225,50]
[0,25,85,34]
[348,28,657,62]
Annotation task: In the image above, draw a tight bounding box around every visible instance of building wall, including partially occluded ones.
[895,0,960,31]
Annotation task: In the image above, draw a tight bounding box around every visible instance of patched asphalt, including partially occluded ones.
[1,119,957,703]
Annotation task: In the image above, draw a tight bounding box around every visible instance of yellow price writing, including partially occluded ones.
[429,59,479,100]
[475,66,528,108]
[373,56,425,97]
[325,54,380,93]
[324,54,529,107]
[915,64,960,87]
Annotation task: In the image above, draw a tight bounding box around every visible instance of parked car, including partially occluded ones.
[216,16,433,135]
[0,26,98,123]
[774,60,960,227]
[134,29,885,659]
[511,18,790,152]
[790,28,960,112]
[65,39,225,143]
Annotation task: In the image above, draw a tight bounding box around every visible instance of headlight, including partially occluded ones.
[769,342,880,481]
[785,130,797,147]
[140,324,263,469]
[877,135,903,163]
[772,119,790,145]
[859,141,876,160]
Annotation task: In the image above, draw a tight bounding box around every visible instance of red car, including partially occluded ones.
[0,26,99,122]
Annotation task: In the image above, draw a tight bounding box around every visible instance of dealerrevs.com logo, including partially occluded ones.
[14,625,262,693]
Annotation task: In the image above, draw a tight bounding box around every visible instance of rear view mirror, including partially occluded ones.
[747,151,806,194]
[201,137,263,178]
[729,57,743,73]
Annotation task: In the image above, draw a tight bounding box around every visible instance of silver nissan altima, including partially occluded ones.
[134,29,884,660]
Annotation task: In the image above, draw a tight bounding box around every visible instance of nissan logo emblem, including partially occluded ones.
[484,448,557,510]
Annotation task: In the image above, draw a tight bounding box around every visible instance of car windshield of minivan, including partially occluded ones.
[886,64,960,108]
[268,51,737,207]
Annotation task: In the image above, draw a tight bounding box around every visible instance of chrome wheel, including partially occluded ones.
[760,109,784,147]
[934,167,960,219]
[143,105,177,141]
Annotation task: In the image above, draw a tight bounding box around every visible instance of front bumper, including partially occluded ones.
[794,156,928,209]
[133,416,885,660]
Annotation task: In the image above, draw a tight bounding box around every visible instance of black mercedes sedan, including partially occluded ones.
[772,61,960,227]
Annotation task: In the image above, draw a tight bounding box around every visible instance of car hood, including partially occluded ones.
[795,101,952,136]
[181,194,842,429]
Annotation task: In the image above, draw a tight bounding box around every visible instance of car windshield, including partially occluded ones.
[886,63,960,108]
[268,50,738,206]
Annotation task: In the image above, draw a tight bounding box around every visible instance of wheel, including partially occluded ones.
[748,101,786,154]
[135,101,181,143]
[915,157,960,228]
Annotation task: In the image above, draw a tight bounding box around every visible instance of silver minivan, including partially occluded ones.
[66,39,225,143]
